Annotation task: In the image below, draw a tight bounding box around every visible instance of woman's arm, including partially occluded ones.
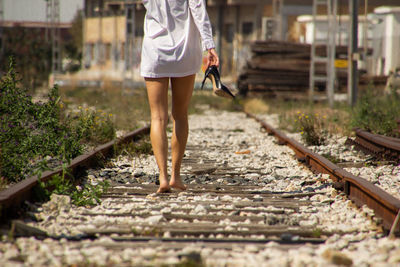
[188,0,219,67]
[188,0,215,51]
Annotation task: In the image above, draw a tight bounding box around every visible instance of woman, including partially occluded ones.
[140,0,219,193]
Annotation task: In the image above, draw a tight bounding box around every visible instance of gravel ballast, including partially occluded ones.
[1,109,399,267]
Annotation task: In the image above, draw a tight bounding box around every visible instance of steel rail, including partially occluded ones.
[2,112,400,235]
[347,128,400,163]
[0,126,150,220]
[245,112,400,234]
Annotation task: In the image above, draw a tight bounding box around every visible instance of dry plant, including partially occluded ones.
[243,98,270,114]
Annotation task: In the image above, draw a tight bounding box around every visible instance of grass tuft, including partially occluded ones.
[115,136,153,159]
[294,112,327,146]
[351,87,400,137]
[243,98,270,114]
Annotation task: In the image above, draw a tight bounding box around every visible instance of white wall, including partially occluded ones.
[4,0,83,23]
[298,7,400,76]
[368,7,400,75]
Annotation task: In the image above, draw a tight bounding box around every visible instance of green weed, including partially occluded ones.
[37,160,110,207]
[0,61,81,182]
[295,112,327,146]
[0,177,7,191]
[115,136,153,158]
[321,153,341,164]
[67,106,116,146]
[70,179,110,206]
[60,85,149,131]
[312,228,323,238]
[351,87,400,137]
[0,60,115,184]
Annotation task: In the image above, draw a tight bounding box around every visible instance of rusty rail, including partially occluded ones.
[245,112,400,234]
[2,112,400,235]
[346,128,400,163]
[0,126,150,220]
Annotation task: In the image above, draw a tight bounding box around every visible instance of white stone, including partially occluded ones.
[145,215,164,224]
[220,195,233,201]
[192,204,207,215]
[3,247,19,260]
[140,247,156,259]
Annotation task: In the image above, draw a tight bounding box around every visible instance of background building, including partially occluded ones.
[3,0,83,23]
[0,0,83,88]
[77,0,400,86]
[296,6,400,76]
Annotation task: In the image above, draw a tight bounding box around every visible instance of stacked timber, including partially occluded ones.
[238,41,348,98]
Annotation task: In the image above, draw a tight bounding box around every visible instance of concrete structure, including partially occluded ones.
[370,6,400,75]
[296,5,400,76]
[0,20,72,54]
[79,0,297,83]
[80,0,143,83]
[3,0,83,23]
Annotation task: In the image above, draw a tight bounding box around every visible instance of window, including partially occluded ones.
[121,43,125,60]
[127,8,133,19]
[224,23,234,43]
[90,43,95,59]
[135,27,144,37]
[105,43,111,60]
[242,22,253,41]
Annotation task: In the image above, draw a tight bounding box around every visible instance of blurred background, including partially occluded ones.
[0,0,400,102]
[2,0,400,186]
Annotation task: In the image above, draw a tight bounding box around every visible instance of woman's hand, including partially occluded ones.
[206,48,219,68]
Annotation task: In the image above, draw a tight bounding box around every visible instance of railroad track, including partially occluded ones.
[61,183,327,243]
[244,113,400,236]
[346,128,400,163]
[1,109,400,266]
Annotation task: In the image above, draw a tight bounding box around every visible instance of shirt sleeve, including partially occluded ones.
[188,0,215,51]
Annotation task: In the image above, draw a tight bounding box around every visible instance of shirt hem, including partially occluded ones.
[140,68,200,78]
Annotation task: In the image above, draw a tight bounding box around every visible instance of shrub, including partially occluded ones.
[67,107,116,146]
[295,112,327,146]
[0,61,115,183]
[351,88,400,137]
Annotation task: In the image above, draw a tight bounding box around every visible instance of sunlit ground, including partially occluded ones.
[59,84,356,139]
[60,86,150,131]
[59,86,237,131]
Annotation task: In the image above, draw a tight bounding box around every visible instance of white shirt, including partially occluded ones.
[140,0,215,78]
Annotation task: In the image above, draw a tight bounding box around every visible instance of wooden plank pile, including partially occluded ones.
[238,41,348,98]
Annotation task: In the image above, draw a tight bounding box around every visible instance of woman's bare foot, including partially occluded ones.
[156,186,171,193]
[157,179,171,193]
[169,178,187,191]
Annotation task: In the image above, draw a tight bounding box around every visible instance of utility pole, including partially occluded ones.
[272,0,284,40]
[124,2,135,85]
[327,0,338,107]
[97,0,104,66]
[348,0,358,106]
[46,0,61,73]
[309,0,338,106]
[109,3,120,71]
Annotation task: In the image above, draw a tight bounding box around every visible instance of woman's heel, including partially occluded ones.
[201,75,207,90]
[201,67,212,90]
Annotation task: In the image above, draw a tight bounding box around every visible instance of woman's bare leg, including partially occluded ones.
[169,74,195,190]
[145,77,170,193]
